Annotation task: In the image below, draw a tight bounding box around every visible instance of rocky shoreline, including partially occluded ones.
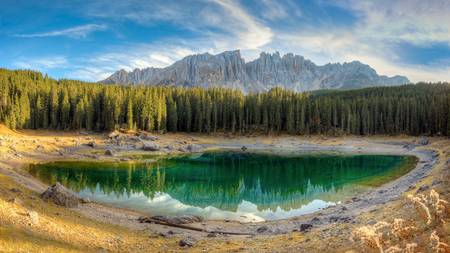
[0,128,446,252]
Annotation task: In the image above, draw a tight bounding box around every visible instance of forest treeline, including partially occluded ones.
[0,69,449,136]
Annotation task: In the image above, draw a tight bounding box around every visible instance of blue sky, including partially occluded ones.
[0,0,449,82]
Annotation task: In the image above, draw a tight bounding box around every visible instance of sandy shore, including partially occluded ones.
[0,125,448,252]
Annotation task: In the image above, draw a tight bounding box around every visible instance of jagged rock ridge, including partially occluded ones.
[102,50,409,92]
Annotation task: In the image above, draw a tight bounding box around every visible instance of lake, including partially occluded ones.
[28,151,416,222]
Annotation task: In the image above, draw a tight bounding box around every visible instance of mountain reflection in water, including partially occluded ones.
[28,151,415,221]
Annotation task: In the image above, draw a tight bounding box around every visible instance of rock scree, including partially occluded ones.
[40,182,80,208]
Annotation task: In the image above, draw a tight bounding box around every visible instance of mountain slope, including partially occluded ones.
[102,50,409,92]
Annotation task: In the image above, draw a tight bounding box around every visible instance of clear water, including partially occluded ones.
[28,151,416,222]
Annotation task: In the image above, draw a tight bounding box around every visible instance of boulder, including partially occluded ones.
[86,141,96,148]
[140,134,159,141]
[158,231,175,237]
[104,149,115,156]
[178,146,188,152]
[179,237,196,247]
[256,225,270,233]
[128,136,141,142]
[187,144,203,153]
[241,146,248,151]
[299,223,313,232]
[134,142,144,149]
[28,211,39,225]
[40,183,80,208]
[142,142,160,151]
[419,136,429,145]
[108,130,120,139]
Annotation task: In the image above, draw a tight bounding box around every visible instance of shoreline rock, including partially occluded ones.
[40,182,80,208]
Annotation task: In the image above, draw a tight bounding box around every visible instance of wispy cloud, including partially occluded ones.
[14,56,68,69]
[211,0,273,50]
[62,0,274,81]
[10,0,448,82]
[15,24,107,38]
[259,0,301,21]
[67,43,198,81]
[259,0,450,82]
[341,0,450,46]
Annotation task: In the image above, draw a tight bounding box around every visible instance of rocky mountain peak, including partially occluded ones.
[102,50,409,92]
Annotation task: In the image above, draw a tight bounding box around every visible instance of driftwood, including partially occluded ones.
[138,216,255,235]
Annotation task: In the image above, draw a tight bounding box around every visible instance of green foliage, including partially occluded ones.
[0,68,449,136]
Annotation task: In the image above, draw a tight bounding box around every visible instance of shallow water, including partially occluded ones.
[28,151,416,222]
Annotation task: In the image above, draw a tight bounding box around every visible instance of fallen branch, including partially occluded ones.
[139,217,255,235]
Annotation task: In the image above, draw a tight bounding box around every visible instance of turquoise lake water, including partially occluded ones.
[28,151,415,222]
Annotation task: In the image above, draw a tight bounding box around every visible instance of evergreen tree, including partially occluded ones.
[127,97,134,130]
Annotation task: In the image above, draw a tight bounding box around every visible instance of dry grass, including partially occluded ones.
[351,189,450,253]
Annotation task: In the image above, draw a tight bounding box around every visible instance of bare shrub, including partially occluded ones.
[430,231,450,253]
[351,222,390,252]
[408,189,449,225]
[351,188,449,252]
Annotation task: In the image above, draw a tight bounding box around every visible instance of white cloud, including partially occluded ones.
[268,28,450,82]
[62,0,274,81]
[14,56,68,69]
[24,0,448,83]
[65,43,199,81]
[260,0,289,20]
[15,24,107,39]
[342,53,450,83]
[339,0,450,46]
[257,0,450,82]
[211,0,273,50]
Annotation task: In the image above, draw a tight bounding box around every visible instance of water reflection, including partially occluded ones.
[28,152,414,221]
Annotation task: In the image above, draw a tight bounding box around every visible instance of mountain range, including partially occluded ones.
[102,50,409,92]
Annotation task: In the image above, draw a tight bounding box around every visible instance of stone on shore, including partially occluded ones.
[186,144,202,152]
[40,182,80,208]
[108,130,120,139]
[86,141,96,148]
[104,149,115,156]
[256,225,270,233]
[299,223,313,232]
[419,136,429,145]
[179,237,196,247]
[140,134,159,141]
[142,141,160,151]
